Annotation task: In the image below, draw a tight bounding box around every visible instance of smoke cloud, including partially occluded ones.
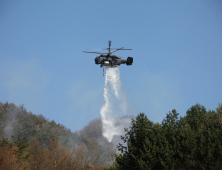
[100,67,134,143]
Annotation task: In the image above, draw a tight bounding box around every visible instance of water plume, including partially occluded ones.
[100,66,132,142]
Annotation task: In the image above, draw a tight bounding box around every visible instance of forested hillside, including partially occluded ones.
[1,102,222,169]
[0,102,115,169]
[0,102,80,145]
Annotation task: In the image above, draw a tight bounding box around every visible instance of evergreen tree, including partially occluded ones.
[0,137,13,148]
[116,113,157,170]
[184,104,222,169]
[14,137,30,169]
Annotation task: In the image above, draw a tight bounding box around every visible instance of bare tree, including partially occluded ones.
[0,144,23,170]
[47,138,70,170]
[28,138,50,170]
[87,140,103,169]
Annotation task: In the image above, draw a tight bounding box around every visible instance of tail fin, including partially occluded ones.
[126,57,133,65]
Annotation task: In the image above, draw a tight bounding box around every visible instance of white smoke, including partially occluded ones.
[100,67,133,142]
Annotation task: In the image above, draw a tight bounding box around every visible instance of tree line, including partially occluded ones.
[106,104,222,170]
[1,101,222,169]
[0,102,115,169]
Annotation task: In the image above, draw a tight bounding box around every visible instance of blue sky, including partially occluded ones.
[0,0,222,131]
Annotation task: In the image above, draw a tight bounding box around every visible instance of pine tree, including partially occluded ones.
[116,113,157,170]
[14,137,30,169]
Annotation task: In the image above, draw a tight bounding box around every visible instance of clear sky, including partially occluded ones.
[0,0,222,131]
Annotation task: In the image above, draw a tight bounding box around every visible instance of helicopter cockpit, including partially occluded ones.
[95,56,100,64]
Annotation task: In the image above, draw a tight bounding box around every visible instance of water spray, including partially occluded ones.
[100,66,132,142]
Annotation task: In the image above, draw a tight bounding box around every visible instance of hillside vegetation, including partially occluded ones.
[0,102,115,169]
[1,102,222,169]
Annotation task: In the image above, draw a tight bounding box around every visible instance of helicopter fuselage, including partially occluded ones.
[94,54,127,67]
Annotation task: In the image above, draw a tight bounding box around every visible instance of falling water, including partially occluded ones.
[100,66,132,142]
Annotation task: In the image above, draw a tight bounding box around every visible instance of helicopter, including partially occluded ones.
[83,40,133,76]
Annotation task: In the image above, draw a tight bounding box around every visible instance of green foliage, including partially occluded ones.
[1,101,222,169]
[113,104,222,170]
[116,113,157,169]
[13,137,30,170]
[14,137,30,162]
[185,104,222,169]
[0,137,13,148]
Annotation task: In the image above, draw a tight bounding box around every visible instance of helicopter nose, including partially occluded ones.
[95,57,99,64]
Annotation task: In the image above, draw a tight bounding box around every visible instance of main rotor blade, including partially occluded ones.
[87,48,121,50]
[104,48,132,50]
[110,47,132,54]
[82,51,102,54]
[110,47,124,53]
[118,49,132,50]
[86,49,105,50]
[104,48,121,50]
